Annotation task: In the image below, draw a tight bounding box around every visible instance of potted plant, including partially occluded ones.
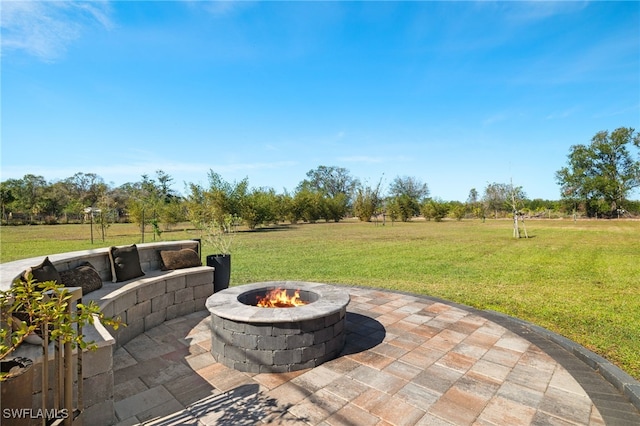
[196,214,237,292]
[0,275,122,422]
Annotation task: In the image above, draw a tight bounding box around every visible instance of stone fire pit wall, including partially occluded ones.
[206,282,350,373]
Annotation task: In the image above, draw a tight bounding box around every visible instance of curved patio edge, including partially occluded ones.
[342,283,640,415]
[115,283,640,425]
[484,309,640,411]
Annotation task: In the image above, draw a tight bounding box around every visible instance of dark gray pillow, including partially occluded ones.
[59,262,103,295]
[109,244,144,282]
[24,256,62,284]
[160,248,202,270]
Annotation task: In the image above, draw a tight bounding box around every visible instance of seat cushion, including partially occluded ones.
[24,256,62,284]
[59,262,103,295]
[109,244,145,282]
[159,248,202,270]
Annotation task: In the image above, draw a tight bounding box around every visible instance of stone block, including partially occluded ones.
[313,327,335,344]
[325,334,345,355]
[273,349,301,365]
[127,300,152,324]
[223,319,246,333]
[113,291,137,316]
[224,344,246,362]
[213,326,233,345]
[152,292,174,312]
[166,300,195,320]
[81,398,116,426]
[626,383,640,410]
[287,333,314,349]
[257,335,287,350]
[193,283,213,299]
[194,296,208,310]
[211,314,224,329]
[234,362,261,374]
[175,287,194,304]
[145,309,167,331]
[99,301,115,318]
[300,319,323,333]
[82,344,113,377]
[83,370,114,407]
[301,343,325,362]
[117,318,145,347]
[247,348,275,365]
[166,276,186,292]
[137,280,166,302]
[232,333,258,350]
[272,322,303,335]
[211,336,225,356]
[219,356,235,370]
[324,311,342,327]
[185,271,214,287]
[246,324,273,336]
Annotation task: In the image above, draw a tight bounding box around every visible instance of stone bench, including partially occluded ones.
[0,240,215,425]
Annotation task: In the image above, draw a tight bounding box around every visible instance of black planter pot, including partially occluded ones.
[206,254,231,293]
[1,357,34,426]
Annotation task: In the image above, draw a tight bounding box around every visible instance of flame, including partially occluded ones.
[256,288,308,308]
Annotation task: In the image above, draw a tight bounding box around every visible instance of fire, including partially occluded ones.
[256,288,308,308]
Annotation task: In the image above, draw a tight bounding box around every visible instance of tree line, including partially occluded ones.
[1,128,638,230]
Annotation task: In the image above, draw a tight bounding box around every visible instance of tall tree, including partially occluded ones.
[0,181,16,222]
[388,176,429,220]
[65,172,104,208]
[10,175,48,222]
[483,182,511,218]
[556,127,640,217]
[466,188,485,221]
[300,166,358,199]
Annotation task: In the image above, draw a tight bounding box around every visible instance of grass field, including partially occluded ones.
[1,219,638,380]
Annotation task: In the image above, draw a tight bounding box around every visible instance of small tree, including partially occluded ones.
[508,181,528,238]
[242,188,278,229]
[353,180,383,222]
[1,276,123,379]
[449,202,467,221]
[385,197,400,224]
[421,199,448,222]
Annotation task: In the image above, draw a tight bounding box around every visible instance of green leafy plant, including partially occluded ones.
[194,213,238,255]
[0,274,123,380]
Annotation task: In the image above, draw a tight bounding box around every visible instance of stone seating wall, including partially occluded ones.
[0,240,215,425]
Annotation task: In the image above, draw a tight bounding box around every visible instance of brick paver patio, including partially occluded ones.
[111,286,640,425]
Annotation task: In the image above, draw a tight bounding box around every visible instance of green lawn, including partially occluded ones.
[1,219,638,380]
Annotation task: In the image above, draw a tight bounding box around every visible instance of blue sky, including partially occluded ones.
[2,1,639,201]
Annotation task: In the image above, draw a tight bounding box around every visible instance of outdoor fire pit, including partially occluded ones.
[205,281,350,373]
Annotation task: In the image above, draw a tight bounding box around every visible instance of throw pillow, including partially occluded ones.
[59,262,103,295]
[24,256,62,284]
[109,244,145,283]
[160,248,202,270]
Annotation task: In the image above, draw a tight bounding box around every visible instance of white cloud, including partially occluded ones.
[502,1,589,24]
[180,0,255,17]
[482,113,507,126]
[337,155,412,164]
[592,103,640,119]
[1,1,113,62]
[546,107,579,120]
[338,156,384,164]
